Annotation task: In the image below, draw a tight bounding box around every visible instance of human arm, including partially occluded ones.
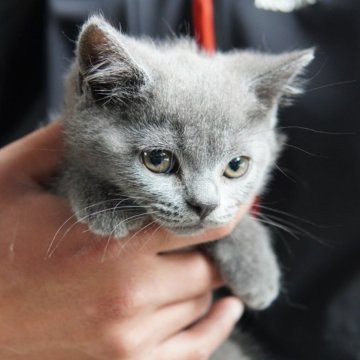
[0,121,247,359]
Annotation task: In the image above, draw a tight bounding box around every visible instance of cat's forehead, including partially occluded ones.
[150,53,256,116]
[122,52,265,161]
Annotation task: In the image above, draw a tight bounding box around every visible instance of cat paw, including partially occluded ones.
[87,219,130,239]
[229,260,281,310]
[238,280,280,310]
[75,209,144,240]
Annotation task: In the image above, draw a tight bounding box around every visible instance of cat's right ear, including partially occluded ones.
[76,15,149,106]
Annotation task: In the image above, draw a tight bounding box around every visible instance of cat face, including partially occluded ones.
[92,106,274,233]
[64,15,313,234]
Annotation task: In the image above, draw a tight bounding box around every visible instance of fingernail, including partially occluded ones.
[229,300,244,321]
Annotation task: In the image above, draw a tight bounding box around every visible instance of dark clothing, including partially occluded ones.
[1,1,359,359]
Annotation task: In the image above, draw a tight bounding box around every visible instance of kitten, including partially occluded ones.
[57,15,313,359]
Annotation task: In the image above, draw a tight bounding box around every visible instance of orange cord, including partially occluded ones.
[192,0,216,53]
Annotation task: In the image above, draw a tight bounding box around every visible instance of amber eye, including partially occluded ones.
[142,149,177,174]
[224,156,250,178]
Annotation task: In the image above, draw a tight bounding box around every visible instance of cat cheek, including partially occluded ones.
[99,130,128,154]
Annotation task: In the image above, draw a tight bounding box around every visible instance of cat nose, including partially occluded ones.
[186,199,218,220]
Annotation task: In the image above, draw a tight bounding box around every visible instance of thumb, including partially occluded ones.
[0,120,64,184]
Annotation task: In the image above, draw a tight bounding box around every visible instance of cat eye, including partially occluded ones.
[224,156,250,178]
[141,149,177,174]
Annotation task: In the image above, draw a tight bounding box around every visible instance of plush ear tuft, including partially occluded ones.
[251,49,315,108]
[76,15,147,106]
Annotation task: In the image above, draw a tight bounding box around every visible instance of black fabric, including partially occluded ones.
[0,1,359,359]
[213,2,360,360]
[0,0,46,145]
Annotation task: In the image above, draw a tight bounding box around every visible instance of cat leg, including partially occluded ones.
[211,338,253,360]
[205,214,280,310]
[57,167,145,239]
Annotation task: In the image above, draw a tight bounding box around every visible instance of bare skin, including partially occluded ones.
[0,122,250,359]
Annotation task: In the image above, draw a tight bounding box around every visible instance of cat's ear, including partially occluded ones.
[250,49,314,108]
[76,15,148,106]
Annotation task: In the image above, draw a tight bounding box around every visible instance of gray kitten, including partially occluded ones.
[58,15,313,359]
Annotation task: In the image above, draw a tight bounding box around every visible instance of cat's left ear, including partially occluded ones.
[250,49,315,109]
[76,15,149,106]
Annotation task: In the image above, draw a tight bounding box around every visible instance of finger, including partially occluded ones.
[158,297,243,360]
[157,293,213,342]
[0,120,63,184]
[146,251,223,305]
[122,293,213,348]
[77,247,222,306]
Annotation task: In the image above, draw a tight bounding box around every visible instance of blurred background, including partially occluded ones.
[0,1,359,359]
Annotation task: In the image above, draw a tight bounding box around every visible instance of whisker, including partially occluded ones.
[258,204,326,228]
[48,205,123,258]
[255,213,300,240]
[47,203,152,258]
[277,125,356,136]
[307,79,357,93]
[118,219,160,256]
[102,217,156,260]
[272,161,297,183]
[256,211,328,246]
[283,142,326,158]
[46,212,78,259]
[46,198,126,259]
[139,221,166,252]
[107,211,160,252]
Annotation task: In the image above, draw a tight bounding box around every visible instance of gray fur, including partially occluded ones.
[57,15,314,359]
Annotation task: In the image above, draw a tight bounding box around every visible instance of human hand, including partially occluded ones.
[0,122,248,359]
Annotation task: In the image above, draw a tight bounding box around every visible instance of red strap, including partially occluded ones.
[192,0,216,53]
[250,196,261,217]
